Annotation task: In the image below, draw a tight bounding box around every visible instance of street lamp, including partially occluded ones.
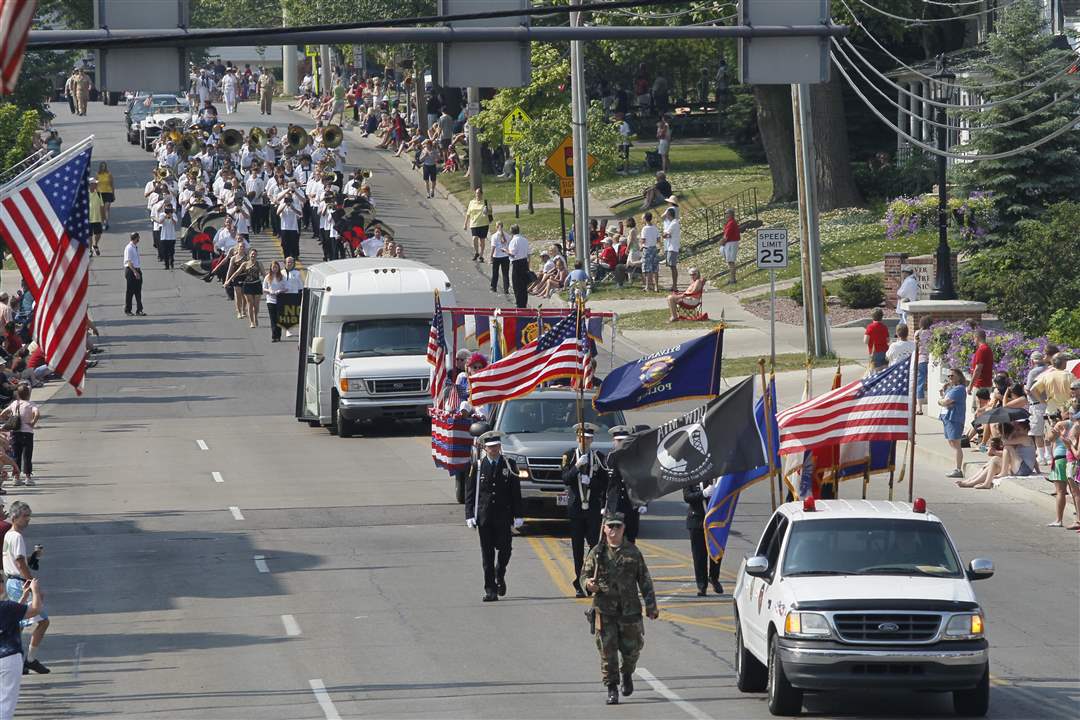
[930,54,957,301]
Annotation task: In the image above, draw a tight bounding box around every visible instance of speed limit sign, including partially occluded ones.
[756,228,789,269]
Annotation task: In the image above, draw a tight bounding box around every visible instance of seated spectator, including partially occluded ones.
[666,267,705,322]
[2,324,20,357]
[594,238,619,283]
[528,252,554,296]
[641,171,673,209]
[533,257,568,299]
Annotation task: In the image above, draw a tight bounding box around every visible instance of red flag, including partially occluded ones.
[0,0,36,95]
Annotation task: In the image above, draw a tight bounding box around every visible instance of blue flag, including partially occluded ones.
[704,378,777,563]
[595,328,724,412]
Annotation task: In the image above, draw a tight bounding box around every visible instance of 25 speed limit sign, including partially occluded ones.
[756,228,789,269]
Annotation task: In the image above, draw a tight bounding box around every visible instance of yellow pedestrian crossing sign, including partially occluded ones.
[502,107,532,142]
[305,45,319,58]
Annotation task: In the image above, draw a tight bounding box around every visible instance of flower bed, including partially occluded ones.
[884,191,994,243]
[927,321,1079,380]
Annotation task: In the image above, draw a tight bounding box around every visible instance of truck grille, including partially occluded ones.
[526,457,564,483]
[366,378,427,395]
[833,613,942,643]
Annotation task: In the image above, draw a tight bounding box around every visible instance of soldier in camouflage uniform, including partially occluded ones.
[580,512,660,705]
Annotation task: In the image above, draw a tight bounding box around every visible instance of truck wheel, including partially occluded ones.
[337,407,353,438]
[735,612,767,692]
[767,633,802,716]
[454,472,465,503]
[953,664,989,717]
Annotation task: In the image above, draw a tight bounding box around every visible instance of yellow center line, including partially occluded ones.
[526,537,576,599]
[658,600,734,609]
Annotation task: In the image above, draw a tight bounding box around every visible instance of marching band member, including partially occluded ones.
[277,193,302,260]
[153,201,180,270]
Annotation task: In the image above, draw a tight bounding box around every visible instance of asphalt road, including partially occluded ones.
[8,98,1078,720]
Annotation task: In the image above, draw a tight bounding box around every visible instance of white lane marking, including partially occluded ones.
[353,615,368,619]
[309,679,342,720]
[281,614,301,636]
[658,582,692,603]
[229,506,244,520]
[196,439,209,450]
[635,667,712,720]
[253,555,269,573]
[212,471,224,483]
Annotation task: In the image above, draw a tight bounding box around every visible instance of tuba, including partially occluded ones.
[221,128,244,153]
[287,124,310,151]
[249,127,268,150]
[179,132,203,157]
[323,124,343,149]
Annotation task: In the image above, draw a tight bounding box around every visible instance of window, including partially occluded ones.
[497,398,624,435]
[781,518,963,579]
[338,318,430,358]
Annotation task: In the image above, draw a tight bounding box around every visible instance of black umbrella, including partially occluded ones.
[974,406,1029,425]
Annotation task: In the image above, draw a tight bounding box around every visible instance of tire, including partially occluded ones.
[767,633,803,716]
[735,611,768,693]
[337,407,353,438]
[953,664,989,717]
[329,394,340,435]
[454,472,465,504]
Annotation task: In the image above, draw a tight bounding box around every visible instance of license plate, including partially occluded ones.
[557,492,569,506]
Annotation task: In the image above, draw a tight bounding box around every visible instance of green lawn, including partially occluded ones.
[615,308,740,331]
[722,353,850,378]
[441,171,550,208]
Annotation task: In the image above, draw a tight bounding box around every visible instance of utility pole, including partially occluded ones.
[569,2,590,277]
[319,43,332,98]
[792,83,831,357]
[791,86,815,355]
[281,3,297,95]
[467,86,482,191]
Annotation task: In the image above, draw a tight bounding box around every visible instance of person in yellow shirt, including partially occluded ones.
[95,162,114,230]
[88,179,103,256]
[1030,353,1074,414]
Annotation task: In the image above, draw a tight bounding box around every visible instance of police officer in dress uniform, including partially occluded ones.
[465,432,524,602]
[604,426,644,543]
[581,512,659,706]
[561,422,607,598]
[683,480,724,596]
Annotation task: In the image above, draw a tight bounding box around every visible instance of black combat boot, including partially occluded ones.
[496,576,507,597]
[621,671,634,696]
[573,579,585,598]
[606,684,619,705]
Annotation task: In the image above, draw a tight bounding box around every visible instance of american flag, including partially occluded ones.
[0,0,36,95]
[0,143,92,394]
[426,293,447,404]
[429,407,473,472]
[777,358,914,456]
[468,310,585,406]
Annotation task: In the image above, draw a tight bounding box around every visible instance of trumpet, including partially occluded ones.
[179,132,203,157]
[287,124,310,151]
[323,124,343,149]
[221,128,244,153]
[249,127,268,150]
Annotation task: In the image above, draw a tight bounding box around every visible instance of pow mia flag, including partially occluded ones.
[611,377,765,507]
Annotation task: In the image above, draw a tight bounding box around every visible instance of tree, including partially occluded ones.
[191,0,283,28]
[957,0,1080,240]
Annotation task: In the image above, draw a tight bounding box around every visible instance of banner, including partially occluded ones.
[276,293,301,329]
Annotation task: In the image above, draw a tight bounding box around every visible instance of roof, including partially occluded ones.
[306,258,451,295]
[777,499,940,523]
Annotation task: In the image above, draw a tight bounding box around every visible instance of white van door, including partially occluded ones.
[295,288,325,423]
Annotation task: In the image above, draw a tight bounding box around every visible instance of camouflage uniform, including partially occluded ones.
[580,539,658,686]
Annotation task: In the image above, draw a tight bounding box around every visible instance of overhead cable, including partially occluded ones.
[855,0,1020,24]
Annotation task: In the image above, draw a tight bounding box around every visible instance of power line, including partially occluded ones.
[830,48,1080,161]
[855,0,1020,24]
[838,37,1076,111]
[913,0,986,6]
[611,1,734,20]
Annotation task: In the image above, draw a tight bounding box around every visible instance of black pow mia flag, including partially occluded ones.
[611,377,765,506]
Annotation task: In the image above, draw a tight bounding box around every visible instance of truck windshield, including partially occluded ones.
[339,319,429,358]
[782,518,963,579]
[498,398,624,434]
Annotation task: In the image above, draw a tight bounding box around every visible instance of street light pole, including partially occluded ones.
[930,55,956,301]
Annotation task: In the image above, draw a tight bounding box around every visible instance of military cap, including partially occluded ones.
[609,425,633,439]
[576,422,598,437]
[604,512,626,526]
[479,431,503,447]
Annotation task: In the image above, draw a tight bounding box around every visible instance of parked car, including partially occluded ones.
[733,498,993,717]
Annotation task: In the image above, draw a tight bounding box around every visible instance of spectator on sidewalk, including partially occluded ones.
[886,323,915,364]
[1,577,44,720]
[0,386,37,487]
[968,329,994,405]
[915,316,933,415]
[864,309,889,370]
[463,188,491,263]
[896,267,919,325]
[1030,352,1074,415]
[662,207,680,292]
[1025,351,1051,465]
[1,501,48,675]
[666,268,705,323]
[508,224,530,309]
[721,209,740,285]
[488,222,511,295]
[1045,414,1080,528]
[940,369,968,478]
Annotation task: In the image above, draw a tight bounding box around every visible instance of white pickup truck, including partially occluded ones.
[733,498,994,717]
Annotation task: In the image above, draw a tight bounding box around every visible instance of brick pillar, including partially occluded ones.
[884,252,909,307]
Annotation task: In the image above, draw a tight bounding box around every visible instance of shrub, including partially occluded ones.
[837,274,884,309]
[787,279,804,306]
[1048,308,1080,348]
[927,321,1080,381]
[852,156,935,201]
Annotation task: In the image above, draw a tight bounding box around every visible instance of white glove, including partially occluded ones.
[576,454,589,469]
[702,484,716,499]
[580,474,591,486]
[513,518,524,529]
[466,518,476,529]
[638,505,648,514]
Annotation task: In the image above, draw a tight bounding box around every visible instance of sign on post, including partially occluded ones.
[756,227,789,269]
[546,134,597,200]
[502,106,531,142]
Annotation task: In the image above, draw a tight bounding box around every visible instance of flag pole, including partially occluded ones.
[759,358,777,511]
[0,135,95,197]
[575,295,585,432]
[907,337,920,503]
[831,357,842,499]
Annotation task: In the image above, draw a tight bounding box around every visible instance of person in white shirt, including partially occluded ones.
[277,256,303,338]
[639,211,661,292]
[661,206,681,292]
[262,260,287,342]
[221,67,238,114]
[318,192,339,262]
[361,227,385,258]
[244,170,267,234]
[277,195,301,259]
[196,71,215,105]
[2,500,50,677]
[507,224,531,309]
[895,267,919,326]
[488,221,511,295]
[123,232,144,315]
[886,323,916,365]
[230,197,251,239]
[305,174,324,239]
[154,202,180,270]
[213,220,237,255]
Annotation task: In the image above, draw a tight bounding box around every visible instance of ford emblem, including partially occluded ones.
[393,383,404,389]
[877,622,901,633]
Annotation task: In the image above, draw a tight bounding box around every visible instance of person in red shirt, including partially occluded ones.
[595,239,619,283]
[864,308,889,370]
[2,323,21,357]
[969,329,994,394]
[721,209,741,284]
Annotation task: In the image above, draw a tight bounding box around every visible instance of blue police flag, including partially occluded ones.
[704,377,778,563]
[594,328,723,412]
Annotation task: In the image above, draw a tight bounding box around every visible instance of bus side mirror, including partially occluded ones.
[309,336,325,364]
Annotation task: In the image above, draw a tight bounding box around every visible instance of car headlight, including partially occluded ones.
[503,453,529,477]
[944,613,984,639]
[785,612,831,638]
[338,378,365,393]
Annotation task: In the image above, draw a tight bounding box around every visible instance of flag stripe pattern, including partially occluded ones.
[0,0,37,95]
[429,408,473,472]
[777,358,913,455]
[0,145,92,394]
[426,294,446,404]
[468,310,584,406]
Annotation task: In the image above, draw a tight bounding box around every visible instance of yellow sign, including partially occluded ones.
[558,177,574,199]
[305,45,319,57]
[502,106,532,142]
[545,134,597,180]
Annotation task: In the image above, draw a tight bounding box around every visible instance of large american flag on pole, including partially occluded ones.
[468,309,585,406]
[0,0,36,95]
[426,292,447,405]
[777,358,913,456]
[0,142,93,394]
